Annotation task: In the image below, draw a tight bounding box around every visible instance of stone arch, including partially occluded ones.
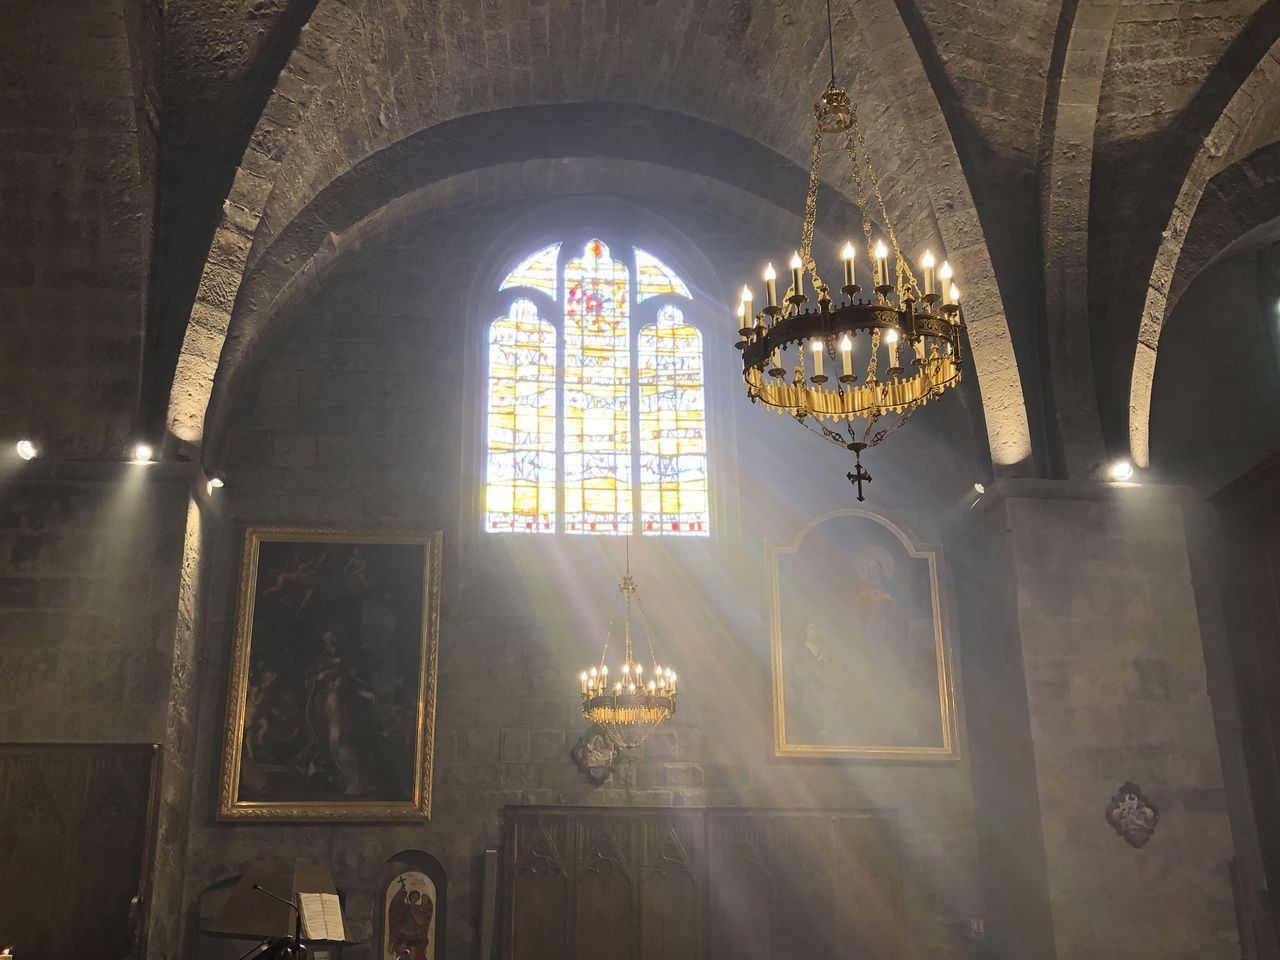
[1039,0,1121,476]
[166,0,358,444]
[166,0,1033,472]
[1166,140,1280,313]
[198,137,989,485]
[1128,35,1280,467]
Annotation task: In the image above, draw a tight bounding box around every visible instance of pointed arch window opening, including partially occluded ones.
[484,239,710,537]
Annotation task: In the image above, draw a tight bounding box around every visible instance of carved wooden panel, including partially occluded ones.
[508,816,571,960]
[502,807,904,960]
[0,744,159,960]
[639,815,699,960]
[707,813,774,960]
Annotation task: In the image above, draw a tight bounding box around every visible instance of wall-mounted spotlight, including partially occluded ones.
[973,482,986,495]
[131,442,155,463]
[15,439,38,461]
[206,474,226,495]
[1107,459,1135,482]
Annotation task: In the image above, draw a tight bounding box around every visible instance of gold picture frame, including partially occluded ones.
[770,508,959,760]
[218,526,442,820]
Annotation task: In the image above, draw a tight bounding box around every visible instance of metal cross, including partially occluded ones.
[846,449,872,502]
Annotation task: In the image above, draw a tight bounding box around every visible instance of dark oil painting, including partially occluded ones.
[219,528,441,819]
[771,511,957,759]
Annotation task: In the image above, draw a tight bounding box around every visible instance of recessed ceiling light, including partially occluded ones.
[1108,459,1134,482]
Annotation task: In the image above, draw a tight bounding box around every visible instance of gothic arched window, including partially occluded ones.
[485,238,709,536]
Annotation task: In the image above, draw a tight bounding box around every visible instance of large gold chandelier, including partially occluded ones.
[577,555,677,750]
[735,4,964,500]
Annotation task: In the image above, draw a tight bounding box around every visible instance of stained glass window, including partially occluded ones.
[563,240,632,534]
[485,298,557,532]
[638,305,708,535]
[500,242,561,298]
[635,248,691,301]
[483,239,709,536]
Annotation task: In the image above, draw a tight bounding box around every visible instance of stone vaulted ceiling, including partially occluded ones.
[136,0,1280,478]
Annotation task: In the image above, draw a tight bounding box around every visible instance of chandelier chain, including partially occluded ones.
[844,123,921,301]
[801,126,832,305]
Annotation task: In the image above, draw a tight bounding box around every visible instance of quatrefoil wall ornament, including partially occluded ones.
[1106,781,1160,848]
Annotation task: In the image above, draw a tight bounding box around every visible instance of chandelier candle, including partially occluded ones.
[873,241,889,289]
[733,72,965,498]
[842,242,856,288]
[740,286,753,335]
[811,339,826,382]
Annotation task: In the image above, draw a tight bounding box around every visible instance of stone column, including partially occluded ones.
[974,480,1238,959]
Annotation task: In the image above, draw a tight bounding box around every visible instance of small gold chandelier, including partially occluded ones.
[577,558,677,750]
[735,1,964,501]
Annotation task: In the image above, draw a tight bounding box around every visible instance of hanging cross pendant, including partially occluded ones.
[846,448,872,501]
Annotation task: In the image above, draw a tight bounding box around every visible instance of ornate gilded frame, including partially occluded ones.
[218,526,443,820]
[769,508,959,760]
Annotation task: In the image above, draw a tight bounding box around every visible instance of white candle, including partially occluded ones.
[790,251,804,299]
[839,334,853,377]
[886,328,900,369]
[810,339,824,378]
[841,241,856,288]
[579,671,588,694]
[736,302,745,334]
[921,250,936,296]
[874,240,889,287]
[764,263,778,308]
[939,260,953,295]
[949,282,960,307]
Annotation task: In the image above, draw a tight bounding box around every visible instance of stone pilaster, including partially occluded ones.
[988,480,1237,959]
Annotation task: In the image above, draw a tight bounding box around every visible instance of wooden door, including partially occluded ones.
[0,744,159,960]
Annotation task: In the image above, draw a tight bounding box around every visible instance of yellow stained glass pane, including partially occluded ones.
[638,305,709,536]
[635,248,692,301]
[564,239,632,534]
[499,243,561,299]
[485,298,557,532]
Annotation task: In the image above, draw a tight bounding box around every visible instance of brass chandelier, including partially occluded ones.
[735,0,964,500]
[577,549,677,750]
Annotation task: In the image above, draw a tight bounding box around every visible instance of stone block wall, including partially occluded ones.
[0,462,189,743]
[1000,484,1238,959]
[169,211,987,960]
[0,0,152,458]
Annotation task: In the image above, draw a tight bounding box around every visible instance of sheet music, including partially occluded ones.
[299,892,347,942]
